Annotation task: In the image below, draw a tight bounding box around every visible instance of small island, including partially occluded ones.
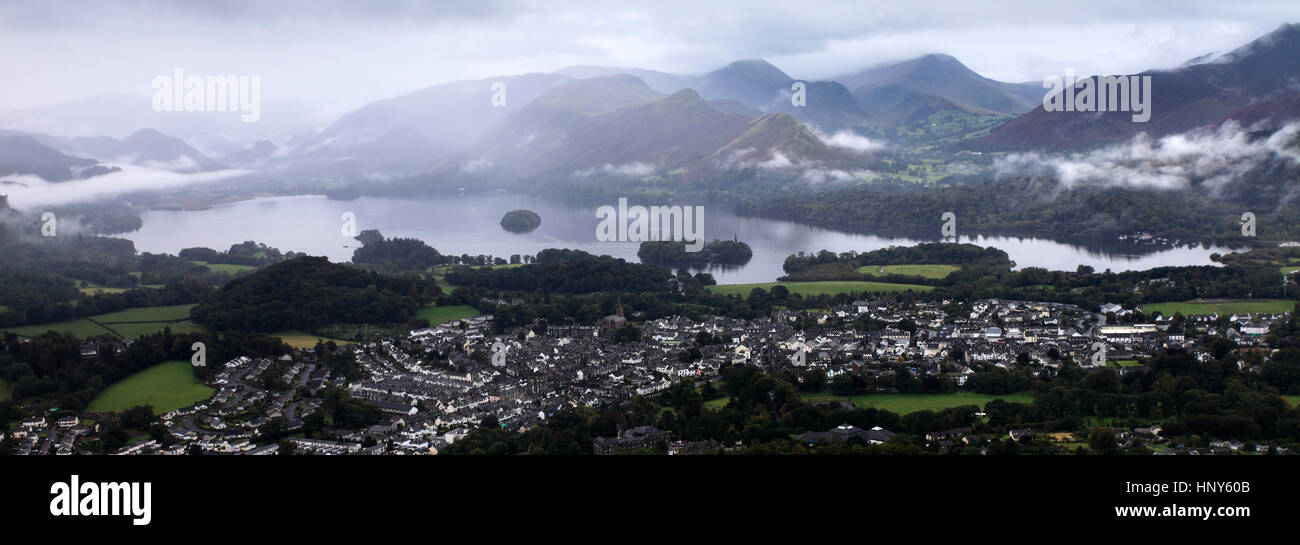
[500,209,542,233]
[637,239,753,268]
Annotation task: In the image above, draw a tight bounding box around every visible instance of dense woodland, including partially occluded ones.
[499,209,542,233]
[179,241,306,267]
[350,229,447,271]
[191,256,440,332]
[637,239,753,267]
[445,250,672,294]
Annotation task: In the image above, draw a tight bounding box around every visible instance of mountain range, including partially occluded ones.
[3,23,1300,185]
[978,23,1300,150]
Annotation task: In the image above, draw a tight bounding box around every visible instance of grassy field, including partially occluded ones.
[78,287,130,296]
[1284,266,1300,275]
[856,264,960,279]
[4,304,205,339]
[1286,396,1298,408]
[273,330,354,349]
[706,391,1034,414]
[93,304,204,338]
[417,305,481,326]
[3,318,115,338]
[85,360,214,413]
[0,379,11,402]
[1140,299,1296,316]
[709,281,932,298]
[1112,360,1143,368]
[92,304,196,323]
[191,261,257,274]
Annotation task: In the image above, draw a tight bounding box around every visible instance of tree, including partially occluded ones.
[1087,428,1120,455]
[830,373,855,396]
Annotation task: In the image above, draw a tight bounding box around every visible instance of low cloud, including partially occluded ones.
[798,168,876,185]
[573,161,658,178]
[1,164,249,210]
[717,147,805,170]
[995,121,1300,193]
[459,157,494,174]
[815,130,885,154]
[757,151,796,169]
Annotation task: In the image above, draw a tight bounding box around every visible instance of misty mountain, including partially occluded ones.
[695,59,795,109]
[768,80,875,131]
[849,82,997,127]
[0,93,312,151]
[1222,91,1300,131]
[0,134,120,182]
[979,23,1300,151]
[219,140,282,168]
[560,60,872,131]
[55,129,224,172]
[556,65,693,95]
[298,73,572,170]
[836,54,1041,116]
[467,84,858,179]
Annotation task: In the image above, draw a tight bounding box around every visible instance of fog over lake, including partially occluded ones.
[125,194,1239,284]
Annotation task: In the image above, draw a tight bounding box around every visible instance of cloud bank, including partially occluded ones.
[1,164,249,210]
[994,121,1300,193]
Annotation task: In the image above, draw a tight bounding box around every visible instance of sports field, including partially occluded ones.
[272,331,354,349]
[85,360,214,413]
[1140,299,1295,316]
[417,304,481,326]
[706,391,1033,414]
[709,281,932,298]
[856,264,960,279]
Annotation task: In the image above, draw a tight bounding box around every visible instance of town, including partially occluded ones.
[5,297,1292,456]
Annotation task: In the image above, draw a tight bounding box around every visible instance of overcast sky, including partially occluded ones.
[1,0,1296,119]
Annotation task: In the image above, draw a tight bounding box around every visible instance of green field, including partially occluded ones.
[273,330,354,349]
[1141,299,1296,316]
[1286,396,1298,408]
[4,304,206,339]
[93,304,205,338]
[856,264,960,279]
[709,281,932,298]
[1284,266,1300,275]
[417,305,481,326]
[85,360,214,413]
[79,287,129,296]
[3,318,115,338]
[1112,360,1143,368]
[191,261,257,274]
[706,391,1034,414]
[93,304,196,323]
[0,379,11,402]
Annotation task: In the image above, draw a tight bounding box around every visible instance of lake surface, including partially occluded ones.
[126,194,1240,284]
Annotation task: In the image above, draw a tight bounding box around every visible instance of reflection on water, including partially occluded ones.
[126,194,1242,284]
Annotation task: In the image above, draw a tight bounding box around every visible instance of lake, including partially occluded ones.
[125,193,1240,284]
